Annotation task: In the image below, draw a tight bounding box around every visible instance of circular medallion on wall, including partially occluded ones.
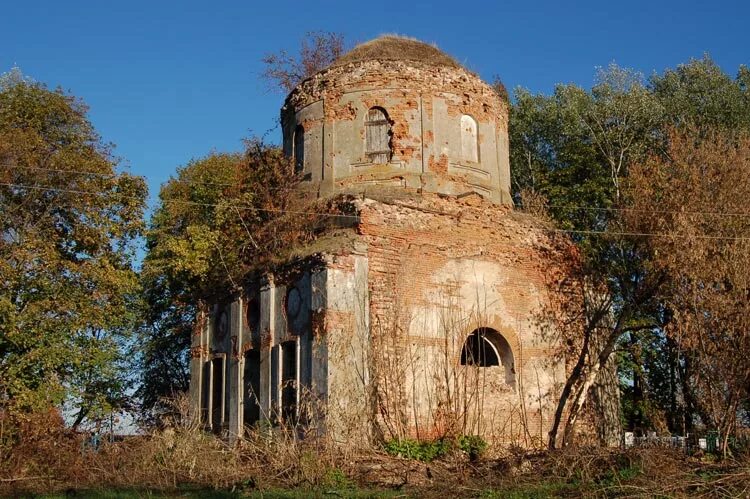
[286,287,301,320]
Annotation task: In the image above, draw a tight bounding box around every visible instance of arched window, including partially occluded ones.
[293,125,305,174]
[365,107,392,164]
[460,114,478,163]
[460,328,515,385]
[461,330,499,366]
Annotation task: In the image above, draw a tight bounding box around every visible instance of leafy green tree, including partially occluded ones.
[138,142,318,422]
[136,152,240,423]
[511,56,750,446]
[511,65,667,447]
[652,55,750,132]
[0,70,147,425]
[138,31,350,422]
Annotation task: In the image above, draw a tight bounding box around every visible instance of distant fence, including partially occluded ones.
[623,431,750,454]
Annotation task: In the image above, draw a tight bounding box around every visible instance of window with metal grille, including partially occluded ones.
[461,114,479,163]
[365,107,392,164]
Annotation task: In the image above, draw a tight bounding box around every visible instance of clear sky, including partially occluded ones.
[2,0,748,206]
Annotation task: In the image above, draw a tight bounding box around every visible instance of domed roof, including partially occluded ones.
[330,35,461,69]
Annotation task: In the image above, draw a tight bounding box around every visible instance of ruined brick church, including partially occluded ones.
[189,36,576,446]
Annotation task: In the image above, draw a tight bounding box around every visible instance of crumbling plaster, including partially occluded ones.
[281,60,511,204]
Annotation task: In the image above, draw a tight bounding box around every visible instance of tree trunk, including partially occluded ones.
[548,332,590,449]
[550,307,626,449]
[590,349,622,447]
[71,406,90,431]
[561,330,622,446]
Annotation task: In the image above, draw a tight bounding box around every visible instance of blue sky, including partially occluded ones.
[2,0,748,206]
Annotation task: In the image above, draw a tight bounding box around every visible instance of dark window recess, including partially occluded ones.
[246,297,261,344]
[243,350,261,428]
[460,330,500,366]
[200,361,211,427]
[281,341,297,424]
[270,346,279,421]
[211,357,224,433]
[246,297,260,330]
[365,107,392,164]
[460,328,516,386]
[215,309,228,342]
[293,125,305,174]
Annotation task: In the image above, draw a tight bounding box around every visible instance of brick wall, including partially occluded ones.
[349,193,580,446]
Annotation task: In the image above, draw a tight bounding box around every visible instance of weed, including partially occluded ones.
[458,434,488,460]
[383,438,451,462]
[323,467,356,490]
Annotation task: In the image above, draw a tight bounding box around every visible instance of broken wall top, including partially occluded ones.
[281,36,512,206]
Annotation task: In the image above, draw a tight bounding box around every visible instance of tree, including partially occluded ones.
[136,152,241,422]
[511,65,667,447]
[138,141,327,421]
[139,30,352,420]
[0,71,147,425]
[261,31,345,92]
[511,56,750,447]
[628,128,750,455]
[652,56,750,133]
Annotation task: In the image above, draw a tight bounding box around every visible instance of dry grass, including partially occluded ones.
[0,410,352,496]
[332,35,461,69]
[4,404,750,497]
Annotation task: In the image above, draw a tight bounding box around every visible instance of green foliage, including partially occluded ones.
[323,467,356,490]
[138,141,317,419]
[458,434,487,460]
[511,63,662,236]
[511,64,667,445]
[142,142,306,300]
[383,437,452,462]
[595,461,643,487]
[383,435,486,462]
[510,56,750,442]
[652,55,750,132]
[0,71,146,423]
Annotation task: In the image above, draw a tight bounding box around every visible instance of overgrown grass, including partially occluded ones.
[478,481,579,499]
[4,411,750,498]
[383,435,488,462]
[35,488,401,498]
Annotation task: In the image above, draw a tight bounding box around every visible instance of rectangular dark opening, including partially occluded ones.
[200,360,211,427]
[243,350,261,429]
[211,357,224,433]
[271,345,279,423]
[281,340,297,425]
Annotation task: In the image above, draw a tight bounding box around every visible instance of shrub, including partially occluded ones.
[458,434,488,460]
[384,438,451,462]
